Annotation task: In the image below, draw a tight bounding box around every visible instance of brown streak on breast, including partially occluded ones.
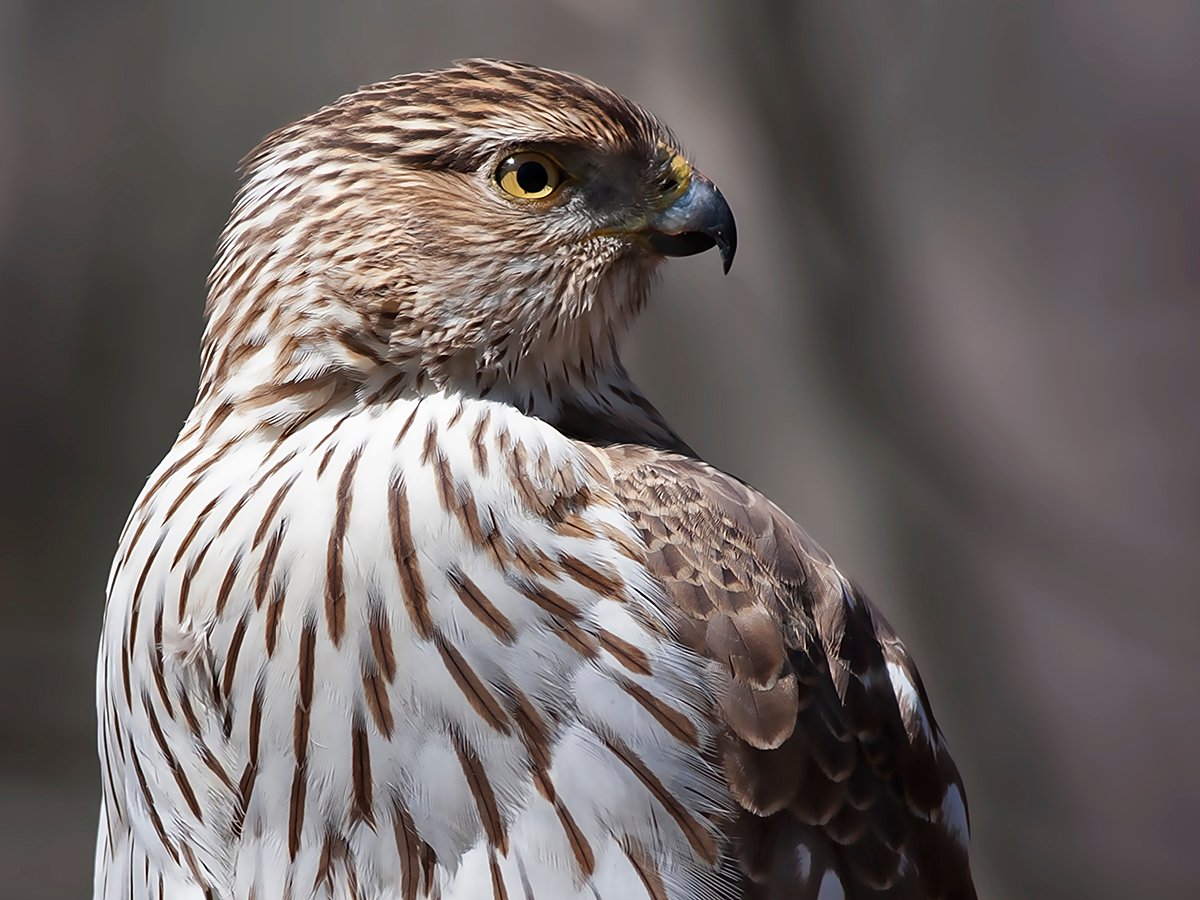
[369,604,397,681]
[553,798,596,877]
[200,745,235,794]
[163,470,207,525]
[419,837,438,896]
[431,448,456,514]
[289,621,316,859]
[316,444,338,478]
[119,510,153,571]
[481,519,513,572]
[450,491,487,551]
[511,541,558,579]
[362,667,395,738]
[254,526,285,610]
[130,533,166,655]
[221,615,249,699]
[549,617,599,659]
[108,697,127,761]
[195,400,236,447]
[448,568,516,642]
[453,733,508,854]
[600,523,645,563]
[325,448,363,645]
[172,493,224,569]
[143,692,203,822]
[388,476,433,639]
[505,441,543,515]
[543,469,592,524]
[420,420,439,466]
[176,539,208,620]
[515,580,579,621]
[150,601,174,719]
[216,493,252,538]
[311,409,356,457]
[240,376,337,411]
[99,732,120,850]
[434,633,512,734]
[253,473,300,548]
[130,747,179,862]
[603,735,718,865]
[217,448,300,537]
[551,513,596,542]
[510,689,554,798]
[392,797,422,900]
[214,551,242,619]
[470,410,491,474]
[394,400,423,447]
[622,843,669,900]
[313,828,335,891]
[351,721,375,826]
[135,441,205,526]
[558,553,623,599]
[598,629,652,676]
[264,581,286,656]
[297,620,316,744]
[488,846,509,900]
[177,691,202,739]
[178,843,207,892]
[121,641,132,706]
[617,675,698,746]
[188,433,239,479]
[288,762,308,862]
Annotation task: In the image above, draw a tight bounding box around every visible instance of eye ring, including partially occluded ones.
[496,152,565,201]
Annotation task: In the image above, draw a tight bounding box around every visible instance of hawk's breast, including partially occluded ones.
[99,393,729,899]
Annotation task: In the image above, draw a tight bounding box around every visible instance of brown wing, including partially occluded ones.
[604,445,976,900]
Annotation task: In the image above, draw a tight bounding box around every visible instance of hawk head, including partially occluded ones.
[201,60,734,418]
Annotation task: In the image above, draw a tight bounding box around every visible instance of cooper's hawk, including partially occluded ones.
[97,60,975,899]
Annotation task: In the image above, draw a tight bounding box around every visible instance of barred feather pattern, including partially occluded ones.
[97,60,975,899]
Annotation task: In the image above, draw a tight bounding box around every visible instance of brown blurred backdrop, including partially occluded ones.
[2,2,1199,897]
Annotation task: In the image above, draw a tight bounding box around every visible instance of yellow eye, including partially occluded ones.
[496,152,564,200]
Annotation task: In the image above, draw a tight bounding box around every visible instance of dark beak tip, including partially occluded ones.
[718,229,737,275]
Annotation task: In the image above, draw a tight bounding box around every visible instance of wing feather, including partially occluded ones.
[602,445,976,899]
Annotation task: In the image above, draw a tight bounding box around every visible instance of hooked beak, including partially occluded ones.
[643,172,737,273]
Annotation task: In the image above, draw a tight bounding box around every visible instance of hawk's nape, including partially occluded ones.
[96,59,975,900]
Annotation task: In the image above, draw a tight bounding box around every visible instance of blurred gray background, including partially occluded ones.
[3,1,1198,897]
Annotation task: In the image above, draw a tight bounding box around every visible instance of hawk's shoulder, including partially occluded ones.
[594,443,976,899]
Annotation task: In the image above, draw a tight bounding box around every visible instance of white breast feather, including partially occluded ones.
[97,394,730,900]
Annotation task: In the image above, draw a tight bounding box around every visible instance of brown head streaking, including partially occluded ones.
[97,60,975,900]
[200,59,732,435]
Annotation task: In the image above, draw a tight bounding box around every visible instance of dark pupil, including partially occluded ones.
[516,160,549,194]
